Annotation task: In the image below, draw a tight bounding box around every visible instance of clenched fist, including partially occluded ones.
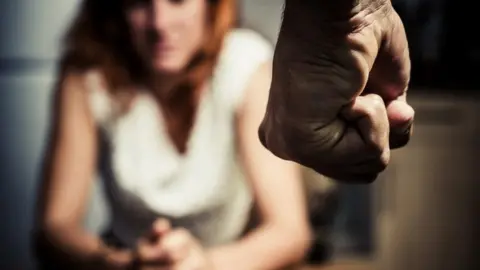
[133,219,214,270]
[259,0,414,183]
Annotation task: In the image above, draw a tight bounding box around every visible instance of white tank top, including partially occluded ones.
[85,29,273,248]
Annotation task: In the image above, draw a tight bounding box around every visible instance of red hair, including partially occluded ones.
[59,0,236,153]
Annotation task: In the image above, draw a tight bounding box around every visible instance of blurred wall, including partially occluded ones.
[0,1,104,269]
[392,0,446,61]
[239,0,284,44]
[375,93,480,270]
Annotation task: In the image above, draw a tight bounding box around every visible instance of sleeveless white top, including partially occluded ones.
[85,29,273,248]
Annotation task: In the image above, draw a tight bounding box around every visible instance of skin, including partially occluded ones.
[127,0,207,75]
[136,62,311,270]
[36,0,311,269]
[259,0,415,183]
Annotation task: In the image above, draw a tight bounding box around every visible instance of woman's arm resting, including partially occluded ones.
[34,71,132,269]
[208,62,312,270]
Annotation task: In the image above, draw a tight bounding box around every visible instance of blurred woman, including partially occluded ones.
[34,0,311,269]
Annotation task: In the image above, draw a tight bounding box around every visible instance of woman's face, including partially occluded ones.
[125,0,208,74]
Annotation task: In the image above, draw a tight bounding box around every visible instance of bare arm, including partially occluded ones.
[34,71,131,269]
[207,62,312,270]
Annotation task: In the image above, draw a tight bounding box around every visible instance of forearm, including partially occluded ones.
[34,224,131,269]
[208,223,311,270]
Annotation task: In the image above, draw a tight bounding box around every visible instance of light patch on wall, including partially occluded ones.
[0,0,81,60]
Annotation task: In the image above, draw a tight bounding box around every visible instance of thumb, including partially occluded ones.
[367,8,413,149]
[148,218,171,242]
[387,99,414,128]
[367,8,411,102]
[386,99,414,149]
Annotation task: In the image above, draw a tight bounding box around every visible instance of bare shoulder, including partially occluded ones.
[51,68,114,127]
[245,61,273,101]
[216,29,274,111]
[58,68,107,96]
[222,28,274,60]
[236,60,273,119]
[251,61,273,85]
[55,68,111,111]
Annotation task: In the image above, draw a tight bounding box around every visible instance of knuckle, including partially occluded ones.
[368,93,384,103]
[368,94,386,114]
[364,138,386,156]
[364,147,390,172]
[378,151,390,171]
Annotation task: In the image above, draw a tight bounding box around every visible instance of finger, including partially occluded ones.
[389,120,413,149]
[386,98,413,127]
[368,9,411,102]
[142,218,172,246]
[341,94,390,154]
[135,238,168,265]
[386,97,414,149]
[151,218,172,239]
[160,229,193,263]
[366,9,413,149]
[290,93,390,181]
